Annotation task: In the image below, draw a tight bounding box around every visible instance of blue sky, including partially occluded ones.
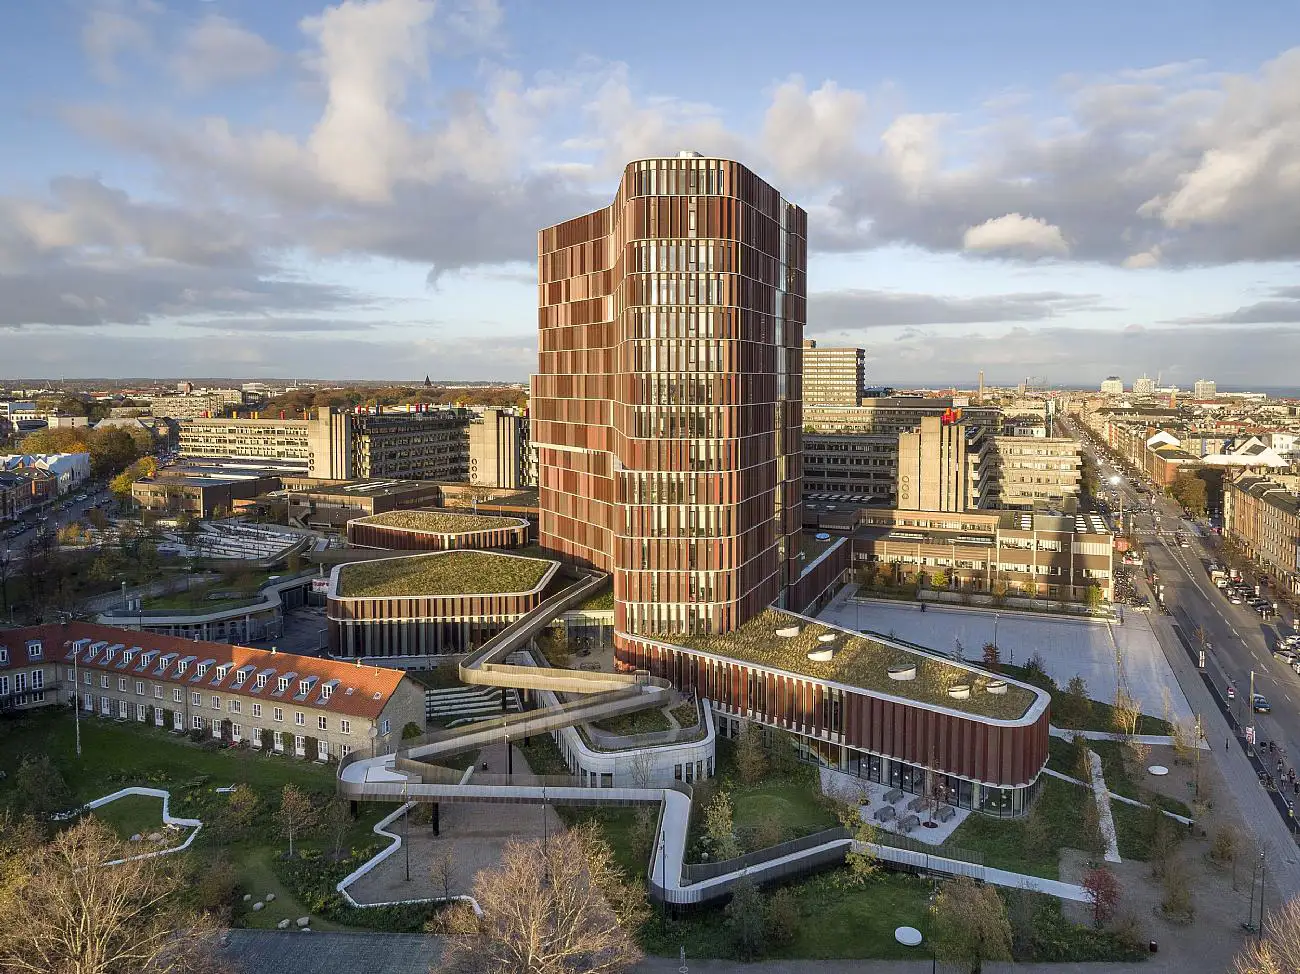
[1,0,1298,387]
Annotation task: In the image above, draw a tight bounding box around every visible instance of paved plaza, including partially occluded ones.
[818,593,1193,722]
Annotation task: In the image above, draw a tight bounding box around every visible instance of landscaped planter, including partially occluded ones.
[887,663,917,682]
[947,684,971,700]
[985,680,1009,695]
[775,626,801,638]
[806,648,835,662]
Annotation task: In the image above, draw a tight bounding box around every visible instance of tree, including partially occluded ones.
[629,805,657,864]
[277,785,319,858]
[1082,864,1122,927]
[931,877,1013,974]
[834,793,880,883]
[734,720,769,784]
[725,878,768,960]
[213,784,261,844]
[438,823,643,974]
[12,754,72,819]
[703,790,741,861]
[0,817,227,974]
[323,798,353,861]
[1085,582,1105,611]
[431,846,459,903]
[981,642,1001,671]
[1233,894,1300,974]
[1111,688,1141,740]
[1057,675,1092,727]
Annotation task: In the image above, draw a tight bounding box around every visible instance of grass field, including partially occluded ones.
[591,707,672,736]
[0,711,396,931]
[945,775,1089,879]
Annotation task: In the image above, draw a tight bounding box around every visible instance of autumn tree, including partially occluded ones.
[11,753,72,819]
[981,642,1000,671]
[734,720,769,784]
[438,823,643,974]
[1082,864,1122,928]
[725,878,768,960]
[834,794,879,883]
[323,798,353,860]
[1056,675,1092,727]
[0,817,227,974]
[703,789,741,861]
[931,877,1013,974]
[1233,895,1300,974]
[213,783,261,844]
[277,784,319,858]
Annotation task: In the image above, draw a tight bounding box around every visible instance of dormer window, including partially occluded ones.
[215,665,229,680]
[0,647,8,665]
[321,680,337,700]
[123,650,135,665]
[299,680,311,696]
[26,642,41,660]
[105,647,116,663]
[256,674,268,689]
[177,661,187,674]
[277,677,289,692]
[196,664,208,678]
[142,652,157,668]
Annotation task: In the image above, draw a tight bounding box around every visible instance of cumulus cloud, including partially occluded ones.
[81,1,157,84]
[1166,287,1300,325]
[809,289,1097,331]
[962,213,1069,256]
[761,77,867,187]
[171,14,280,92]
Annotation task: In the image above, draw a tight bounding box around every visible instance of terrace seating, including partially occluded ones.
[873,805,897,823]
[906,795,927,813]
[899,813,921,834]
[884,788,904,803]
[935,804,957,823]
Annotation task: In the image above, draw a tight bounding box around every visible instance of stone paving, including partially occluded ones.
[345,741,564,906]
[818,593,1193,721]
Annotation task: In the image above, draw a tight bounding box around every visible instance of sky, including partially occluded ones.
[1,0,1299,388]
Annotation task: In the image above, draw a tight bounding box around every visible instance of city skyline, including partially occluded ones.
[2,1,1299,383]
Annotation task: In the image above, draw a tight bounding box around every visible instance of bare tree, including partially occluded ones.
[833,792,879,884]
[628,750,656,790]
[322,798,352,861]
[1234,895,1300,974]
[431,846,458,903]
[438,823,644,974]
[932,876,1013,974]
[0,817,228,974]
[1082,864,1122,928]
[278,784,319,859]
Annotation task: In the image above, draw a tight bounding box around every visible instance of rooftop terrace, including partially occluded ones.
[676,608,1040,721]
[336,550,554,598]
[354,510,525,533]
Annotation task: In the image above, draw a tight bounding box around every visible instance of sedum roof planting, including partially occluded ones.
[356,510,524,533]
[336,551,553,598]
[676,608,1039,720]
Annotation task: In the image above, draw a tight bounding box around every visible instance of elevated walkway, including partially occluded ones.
[338,567,1086,907]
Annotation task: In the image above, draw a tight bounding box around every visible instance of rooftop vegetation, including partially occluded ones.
[357,510,522,533]
[336,551,553,597]
[676,608,1039,720]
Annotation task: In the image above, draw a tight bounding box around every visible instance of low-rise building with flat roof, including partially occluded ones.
[326,550,560,657]
[346,510,529,551]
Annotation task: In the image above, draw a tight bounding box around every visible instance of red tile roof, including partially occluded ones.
[4,623,408,720]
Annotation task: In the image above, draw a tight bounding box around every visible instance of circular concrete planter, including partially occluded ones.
[817,633,837,643]
[775,626,801,638]
[887,663,917,681]
[947,684,971,700]
[807,648,836,662]
[984,680,1008,695]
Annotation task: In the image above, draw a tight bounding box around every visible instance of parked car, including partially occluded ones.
[1253,694,1272,713]
[1227,685,1237,701]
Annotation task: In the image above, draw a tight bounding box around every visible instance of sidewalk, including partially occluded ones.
[1146,604,1300,899]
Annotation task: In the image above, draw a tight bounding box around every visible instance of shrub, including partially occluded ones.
[766,888,800,947]
[401,721,423,740]
[194,859,240,917]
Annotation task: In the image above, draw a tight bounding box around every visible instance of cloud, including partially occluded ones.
[962,213,1069,256]
[177,318,377,334]
[0,331,536,381]
[1167,287,1300,325]
[809,289,1097,331]
[81,1,156,84]
[170,14,280,92]
[761,77,868,187]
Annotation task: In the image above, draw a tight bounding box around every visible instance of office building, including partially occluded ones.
[468,408,530,488]
[803,397,1001,435]
[801,340,865,405]
[350,409,469,481]
[983,436,1082,510]
[896,415,974,513]
[1132,374,1156,396]
[1100,376,1124,395]
[1223,476,1300,596]
[534,152,806,638]
[1194,379,1218,399]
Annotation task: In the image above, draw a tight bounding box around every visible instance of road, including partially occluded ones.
[2,486,113,560]
[1065,417,1300,898]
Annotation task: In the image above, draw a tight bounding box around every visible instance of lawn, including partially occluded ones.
[944,775,1090,879]
[0,711,403,931]
[999,662,1173,734]
[641,871,933,960]
[336,550,553,597]
[403,665,464,689]
[144,574,271,612]
[355,511,520,533]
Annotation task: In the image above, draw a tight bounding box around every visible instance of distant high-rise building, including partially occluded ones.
[1194,378,1218,399]
[534,152,806,637]
[801,340,865,405]
[468,408,530,489]
[897,415,970,513]
[1133,374,1155,396]
[1100,376,1124,395]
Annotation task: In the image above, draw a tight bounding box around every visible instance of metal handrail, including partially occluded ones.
[682,826,851,884]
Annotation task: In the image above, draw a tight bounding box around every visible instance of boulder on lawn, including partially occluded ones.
[277,919,291,930]
[243,894,252,902]
[296,917,310,928]
[252,902,264,912]
[129,834,142,843]
[265,893,276,902]
[147,832,163,842]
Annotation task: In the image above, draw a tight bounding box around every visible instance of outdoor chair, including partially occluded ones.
[900,814,921,833]
[906,795,926,812]
[873,805,897,822]
[884,787,904,803]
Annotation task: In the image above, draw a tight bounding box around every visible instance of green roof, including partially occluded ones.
[336,551,553,598]
[356,510,524,533]
[675,608,1039,720]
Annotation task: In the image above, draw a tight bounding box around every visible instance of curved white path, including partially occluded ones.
[82,787,203,864]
